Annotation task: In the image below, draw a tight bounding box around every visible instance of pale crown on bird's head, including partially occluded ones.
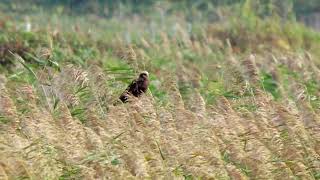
[139,71,149,78]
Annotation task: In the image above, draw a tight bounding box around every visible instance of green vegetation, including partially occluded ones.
[59,166,82,180]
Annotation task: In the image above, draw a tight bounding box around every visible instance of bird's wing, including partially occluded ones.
[120,80,136,102]
[127,79,137,92]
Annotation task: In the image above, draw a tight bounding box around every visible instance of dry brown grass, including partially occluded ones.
[1,55,319,179]
[0,9,320,179]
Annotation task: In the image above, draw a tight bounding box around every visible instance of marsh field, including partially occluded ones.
[0,0,320,179]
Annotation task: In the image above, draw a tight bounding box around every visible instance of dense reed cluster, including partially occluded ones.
[0,2,320,179]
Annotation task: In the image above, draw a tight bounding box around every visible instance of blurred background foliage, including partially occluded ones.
[1,0,319,18]
[1,0,320,36]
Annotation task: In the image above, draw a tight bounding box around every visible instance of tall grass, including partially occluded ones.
[0,1,319,179]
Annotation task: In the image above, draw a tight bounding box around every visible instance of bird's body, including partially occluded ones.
[119,71,149,103]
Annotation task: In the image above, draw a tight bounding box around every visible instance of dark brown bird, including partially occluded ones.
[119,71,149,103]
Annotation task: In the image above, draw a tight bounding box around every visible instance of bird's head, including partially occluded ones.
[139,71,149,79]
